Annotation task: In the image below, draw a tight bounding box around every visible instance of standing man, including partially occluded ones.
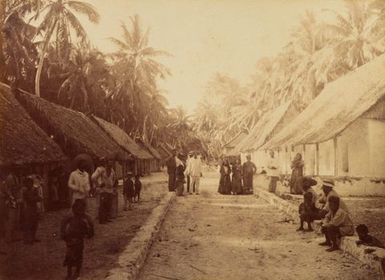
[185,152,193,194]
[68,160,90,206]
[166,150,177,192]
[242,155,256,194]
[91,161,116,224]
[267,150,280,193]
[4,169,23,243]
[175,153,186,196]
[190,152,203,195]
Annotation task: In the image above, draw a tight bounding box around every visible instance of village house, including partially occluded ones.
[221,131,247,162]
[0,83,68,210]
[234,101,298,171]
[261,53,385,196]
[91,115,154,176]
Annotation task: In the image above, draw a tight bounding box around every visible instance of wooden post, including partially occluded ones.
[334,137,338,176]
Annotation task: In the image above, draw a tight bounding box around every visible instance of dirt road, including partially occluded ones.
[138,172,380,280]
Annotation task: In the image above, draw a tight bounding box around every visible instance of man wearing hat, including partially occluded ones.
[242,155,256,194]
[318,179,349,218]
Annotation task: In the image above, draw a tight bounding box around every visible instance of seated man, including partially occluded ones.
[356,224,385,248]
[297,177,318,232]
[318,179,348,218]
[319,196,354,252]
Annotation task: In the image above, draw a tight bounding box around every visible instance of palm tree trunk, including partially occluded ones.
[35,20,57,96]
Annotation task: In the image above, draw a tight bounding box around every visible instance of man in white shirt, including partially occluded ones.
[68,160,90,206]
[267,150,280,193]
[190,152,203,195]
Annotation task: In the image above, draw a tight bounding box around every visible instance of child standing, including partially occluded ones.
[134,175,142,203]
[61,199,94,280]
[123,173,134,210]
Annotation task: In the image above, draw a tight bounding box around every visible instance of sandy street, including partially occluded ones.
[138,172,380,280]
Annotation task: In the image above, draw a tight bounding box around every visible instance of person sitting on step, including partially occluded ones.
[319,196,354,252]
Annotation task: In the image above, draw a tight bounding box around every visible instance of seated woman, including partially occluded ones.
[297,177,318,232]
[319,196,354,252]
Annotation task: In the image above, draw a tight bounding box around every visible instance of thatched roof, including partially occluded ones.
[264,54,385,149]
[0,83,67,166]
[158,143,173,159]
[223,132,248,149]
[234,101,293,153]
[136,139,161,160]
[16,90,130,160]
[92,116,153,160]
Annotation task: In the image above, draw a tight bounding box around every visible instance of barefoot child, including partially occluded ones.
[123,173,134,210]
[61,199,94,279]
[134,175,142,202]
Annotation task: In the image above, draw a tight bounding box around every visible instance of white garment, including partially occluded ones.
[267,156,280,177]
[190,157,202,177]
[191,176,200,193]
[185,157,193,176]
[91,166,116,194]
[68,169,90,202]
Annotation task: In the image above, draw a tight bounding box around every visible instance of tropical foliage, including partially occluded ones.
[192,0,385,158]
[0,1,201,153]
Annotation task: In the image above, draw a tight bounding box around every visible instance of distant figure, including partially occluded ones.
[355,224,385,248]
[319,196,354,252]
[61,199,94,280]
[166,150,177,192]
[134,175,142,202]
[185,152,193,194]
[218,159,231,195]
[267,151,280,193]
[231,159,243,195]
[123,173,134,210]
[68,160,90,206]
[242,155,256,194]
[175,153,186,196]
[22,177,42,244]
[289,153,304,194]
[190,152,203,195]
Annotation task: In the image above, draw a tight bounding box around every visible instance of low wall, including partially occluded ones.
[255,174,385,197]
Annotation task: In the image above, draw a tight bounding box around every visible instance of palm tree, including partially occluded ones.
[33,0,99,97]
[56,47,108,111]
[324,0,385,70]
[109,14,170,136]
[109,15,170,103]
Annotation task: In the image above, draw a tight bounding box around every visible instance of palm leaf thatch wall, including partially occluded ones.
[0,83,67,167]
[15,90,129,161]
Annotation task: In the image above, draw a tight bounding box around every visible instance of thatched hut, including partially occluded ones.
[15,90,130,162]
[263,53,385,196]
[0,83,68,209]
[91,116,153,176]
[141,141,162,172]
[158,143,173,167]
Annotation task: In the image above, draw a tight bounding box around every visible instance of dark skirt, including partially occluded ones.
[63,240,84,267]
[218,175,231,194]
[231,173,242,194]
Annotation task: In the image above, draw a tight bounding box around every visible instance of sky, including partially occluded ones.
[82,0,345,113]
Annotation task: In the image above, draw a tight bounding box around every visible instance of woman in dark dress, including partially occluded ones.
[218,159,231,195]
[289,153,304,194]
[231,159,243,195]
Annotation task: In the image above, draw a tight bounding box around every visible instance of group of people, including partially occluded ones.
[0,170,45,246]
[297,177,384,252]
[218,155,256,195]
[218,151,281,195]
[1,158,143,279]
[166,150,203,196]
